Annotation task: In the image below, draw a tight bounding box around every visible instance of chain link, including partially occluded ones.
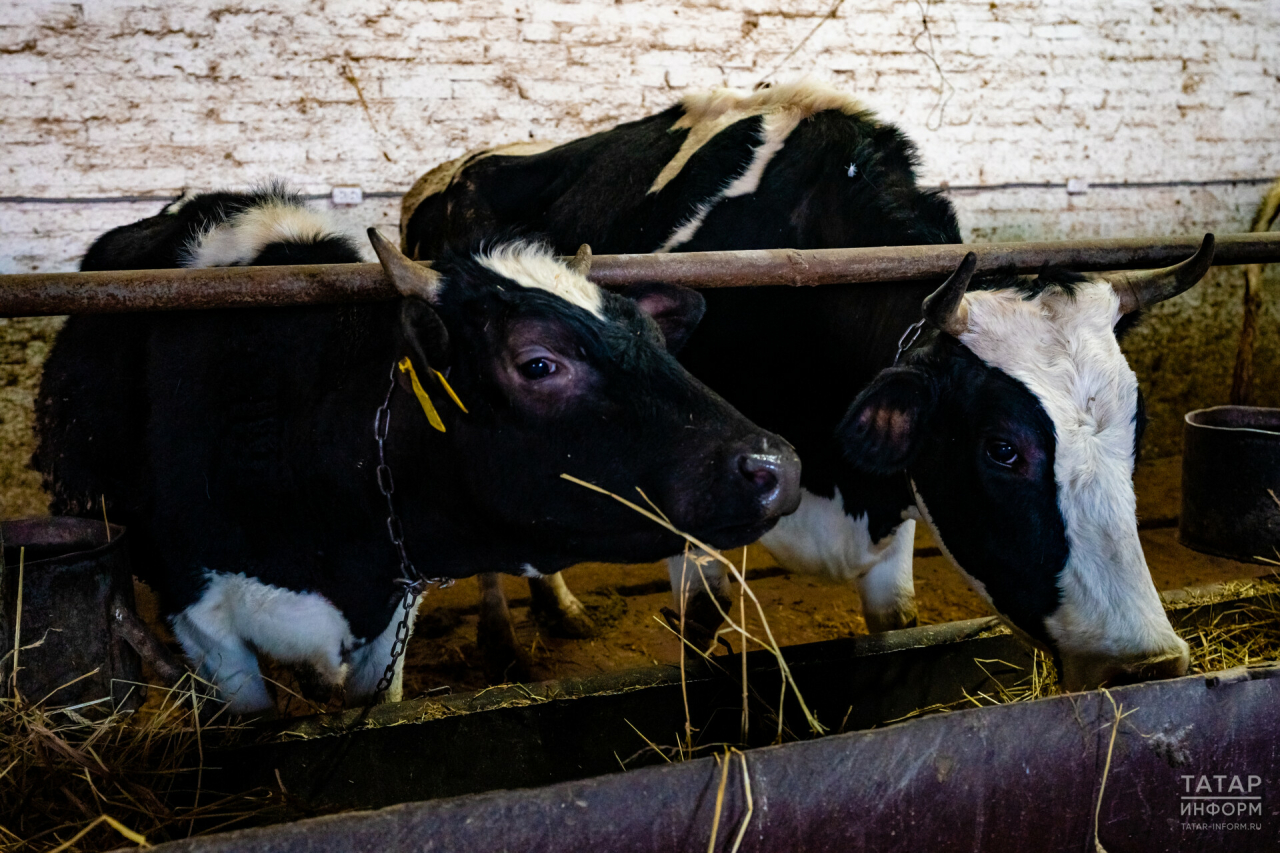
[893,317,927,366]
[372,362,453,698]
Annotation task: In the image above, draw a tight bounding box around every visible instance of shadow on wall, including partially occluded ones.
[0,262,1277,518]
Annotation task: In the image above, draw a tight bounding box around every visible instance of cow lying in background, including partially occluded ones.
[401,78,1198,690]
[34,188,800,712]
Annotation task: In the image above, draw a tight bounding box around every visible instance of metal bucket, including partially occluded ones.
[1180,406,1280,563]
[0,516,143,709]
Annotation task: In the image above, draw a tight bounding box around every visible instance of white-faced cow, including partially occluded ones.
[34,187,800,712]
[401,78,1198,690]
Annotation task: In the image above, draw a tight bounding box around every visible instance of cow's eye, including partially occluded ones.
[985,440,1019,467]
[518,357,557,380]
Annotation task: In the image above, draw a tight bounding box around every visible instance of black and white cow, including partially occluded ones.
[401,78,1197,690]
[34,187,800,712]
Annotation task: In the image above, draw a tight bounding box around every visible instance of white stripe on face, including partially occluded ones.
[955,281,1187,681]
[478,242,605,319]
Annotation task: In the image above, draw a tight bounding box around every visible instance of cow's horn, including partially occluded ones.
[567,243,592,276]
[922,252,978,336]
[1097,233,1215,314]
[368,227,444,302]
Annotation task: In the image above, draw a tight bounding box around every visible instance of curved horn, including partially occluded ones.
[567,243,592,277]
[922,252,978,336]
[368,227,444,302]
[1101,233,1215,314]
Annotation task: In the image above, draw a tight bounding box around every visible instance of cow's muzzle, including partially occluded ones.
[1060,639,1190,692]
[735,440,802,519]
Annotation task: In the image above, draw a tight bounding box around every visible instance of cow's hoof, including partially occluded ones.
[550,602,599,639]
[531,596,598,639]
[661,589,731,653]
[480,638,532,685]
[864,606,919,634]
[477,613,533,684]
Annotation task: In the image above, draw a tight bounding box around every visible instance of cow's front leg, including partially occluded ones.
[170,606,273,715]
[664,550,731,652]
[857,518,918,632]
[528,573,597,638]
[345,596,422,705]
[476,571,532,684]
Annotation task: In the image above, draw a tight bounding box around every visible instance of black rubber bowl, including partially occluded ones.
[1180,406,1280,563]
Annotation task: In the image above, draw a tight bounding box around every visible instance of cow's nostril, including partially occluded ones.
[1113,651,1189,686]
[729,441,801,518]
[739,454,780,493]
[1064,645,1190,692]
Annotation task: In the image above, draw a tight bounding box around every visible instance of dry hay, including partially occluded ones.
[0,674,295,853]
[887,576,1280,724]
[1169,577,1280,675]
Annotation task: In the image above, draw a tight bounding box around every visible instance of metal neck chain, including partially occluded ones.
[893,317,927,366]
[372,361,453,698]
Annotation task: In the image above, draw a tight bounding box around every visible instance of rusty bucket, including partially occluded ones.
[0,516,144,709]
[1180,406,1280,563]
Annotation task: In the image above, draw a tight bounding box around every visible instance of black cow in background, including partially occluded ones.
[34,187,800,712]
[401,78,1198,690]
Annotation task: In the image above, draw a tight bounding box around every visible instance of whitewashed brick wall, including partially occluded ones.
[3,0,1279,270]
[2,0,1279,515]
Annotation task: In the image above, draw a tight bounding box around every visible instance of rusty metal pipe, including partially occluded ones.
[4,232,1280,317]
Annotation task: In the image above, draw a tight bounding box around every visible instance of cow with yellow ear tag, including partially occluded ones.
[35,187,801,713]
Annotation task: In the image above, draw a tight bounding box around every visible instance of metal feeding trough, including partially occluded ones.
[1180,406,1280,563]
[134,579,1280,852]
[0,517,168,709]
[152,664,1280,853]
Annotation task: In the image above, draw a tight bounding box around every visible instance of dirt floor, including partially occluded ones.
[384,455,1276,698]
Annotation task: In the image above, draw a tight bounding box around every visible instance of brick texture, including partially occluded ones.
[2,0,1279,514]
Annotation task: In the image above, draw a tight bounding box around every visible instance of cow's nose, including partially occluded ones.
[1062,643,1190,691]
[736,442,801,517]
[1102,650,1190,688]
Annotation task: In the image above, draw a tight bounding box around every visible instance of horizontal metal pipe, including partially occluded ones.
[4,232,1280,317]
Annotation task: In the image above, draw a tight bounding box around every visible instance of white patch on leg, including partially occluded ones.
[170,606,272,714]
[478,242,604,318]
[171,571,358,712]
[536,572,589,621]
[760,488,919,632]
[759,488,900,582]
[345,597,420,704]
[855,519,918,631]
[667,549,729,612]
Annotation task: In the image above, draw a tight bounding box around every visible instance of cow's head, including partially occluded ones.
[369,230,801,565]
[839,238,1214,691]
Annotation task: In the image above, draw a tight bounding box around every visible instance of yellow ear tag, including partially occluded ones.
[432,369,468,414]
[398,357,446,432]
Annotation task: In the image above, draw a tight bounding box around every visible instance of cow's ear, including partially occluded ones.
[623,283,707,353]
[400,298,452,370]
[837,367,936,474]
